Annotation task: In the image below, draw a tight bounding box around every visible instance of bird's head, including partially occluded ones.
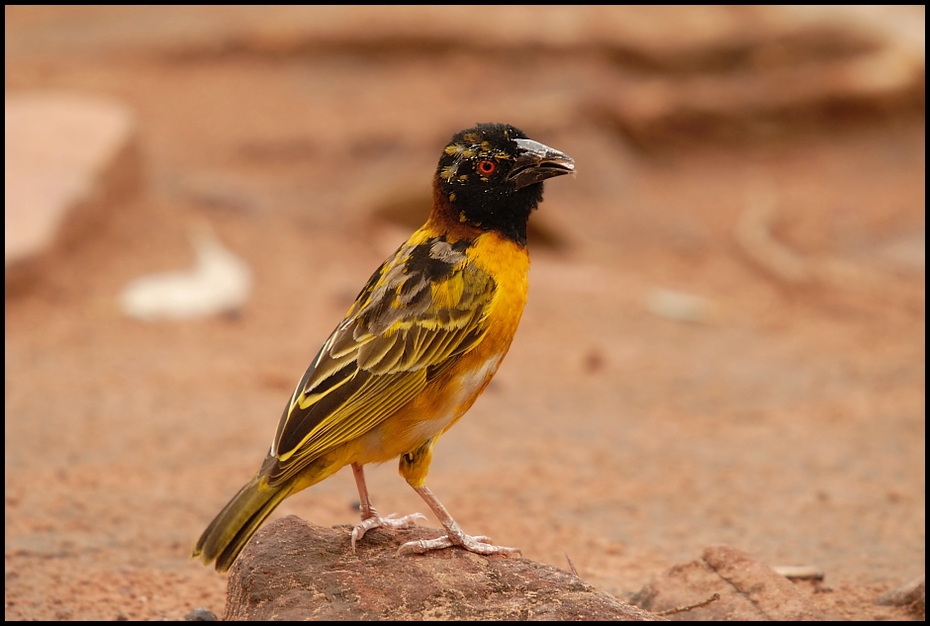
[433,123,574,245]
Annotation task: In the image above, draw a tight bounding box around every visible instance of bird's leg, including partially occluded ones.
[350,462,425,551]
[396,485,521,557]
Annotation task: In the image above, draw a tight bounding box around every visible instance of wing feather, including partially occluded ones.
[267,233,494,484]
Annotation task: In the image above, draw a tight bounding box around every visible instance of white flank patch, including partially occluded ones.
[456,353,503,403]
[414,353,504,442]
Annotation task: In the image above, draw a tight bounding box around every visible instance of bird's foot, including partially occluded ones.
[396,524,521,557]
[351,512,427,552]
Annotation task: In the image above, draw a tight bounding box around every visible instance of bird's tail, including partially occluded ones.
[192,474,293,572]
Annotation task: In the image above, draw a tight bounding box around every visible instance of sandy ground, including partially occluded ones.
[5,7,925,620]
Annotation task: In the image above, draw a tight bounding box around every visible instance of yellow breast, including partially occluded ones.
[354,231,530,464]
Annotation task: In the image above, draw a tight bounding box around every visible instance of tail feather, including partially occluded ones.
[193,475,292,572]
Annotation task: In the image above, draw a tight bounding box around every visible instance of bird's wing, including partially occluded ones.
[266,233,494,485]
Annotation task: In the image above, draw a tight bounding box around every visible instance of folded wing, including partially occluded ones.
[267,235,494,485]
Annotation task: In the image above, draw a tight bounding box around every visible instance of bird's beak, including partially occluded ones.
[508,138,575,189]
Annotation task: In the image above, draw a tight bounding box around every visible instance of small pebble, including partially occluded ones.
[185,607,218,621]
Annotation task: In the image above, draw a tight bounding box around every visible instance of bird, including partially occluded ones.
[192,122,574,572]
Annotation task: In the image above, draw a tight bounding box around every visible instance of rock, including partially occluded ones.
[5,92,139,289]
[224,515,660,621]
[877,576,924,617]
[630,545,824,620]
[184,607,218,621]
[588,6,926,150]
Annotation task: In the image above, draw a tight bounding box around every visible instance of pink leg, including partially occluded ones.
[397,485,521,557]
[350,463,426,551]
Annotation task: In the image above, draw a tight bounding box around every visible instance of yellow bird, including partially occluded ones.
[193,123,574,572]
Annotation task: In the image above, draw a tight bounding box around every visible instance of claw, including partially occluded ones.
[351,512,427,552]
[396,528,520,557]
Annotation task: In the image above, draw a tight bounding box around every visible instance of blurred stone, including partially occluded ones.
[5,92,139,287]
[645,287,717,324]
[771,564,825,581]
[224,516,660,621]
[0,7,880,61]
[184,607,218,621]
[588,6,925,150]
[877,576,924,617]
[630,545,824,620]
[6,8,921,75]
[869,232,926,275]
[7,8,923,157]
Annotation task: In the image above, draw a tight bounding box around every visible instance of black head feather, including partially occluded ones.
[434,123,573,245]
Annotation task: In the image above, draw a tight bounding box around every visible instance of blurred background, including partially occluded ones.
[5,6,924,620]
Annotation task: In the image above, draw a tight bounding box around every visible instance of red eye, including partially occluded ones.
[477,159,496,176]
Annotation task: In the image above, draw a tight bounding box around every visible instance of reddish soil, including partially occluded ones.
[5,7,924,620]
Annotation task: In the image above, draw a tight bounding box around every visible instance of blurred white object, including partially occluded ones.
[645,287,716,324]
[120,225,252,320]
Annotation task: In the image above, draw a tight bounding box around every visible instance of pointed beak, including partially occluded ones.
[508,138,575,189]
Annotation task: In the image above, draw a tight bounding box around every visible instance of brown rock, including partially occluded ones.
[631,545,824,620]
[5,92,139,289]
[877,576,925,618]
[589,6,926,150]
[224,516,660,621]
